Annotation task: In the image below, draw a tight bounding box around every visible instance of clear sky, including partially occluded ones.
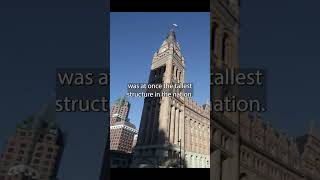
[240,0,320,136]
[110,12,210,128]
[0,7,107,180]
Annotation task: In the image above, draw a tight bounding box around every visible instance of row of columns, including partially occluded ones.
[168,105,184,146]
[212,128,222,179]
[211,128,239,180]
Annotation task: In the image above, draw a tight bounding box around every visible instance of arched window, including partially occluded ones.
[172,65,175,78]
[212,23,218,52]
[222,33,229,63]
[175,68,179,79]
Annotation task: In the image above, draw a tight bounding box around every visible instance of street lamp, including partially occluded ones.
[178,139,182,168]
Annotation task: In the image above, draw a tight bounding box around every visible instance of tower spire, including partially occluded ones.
[156,24,183,59]
[166,29,176,42]
[166,24,178,42]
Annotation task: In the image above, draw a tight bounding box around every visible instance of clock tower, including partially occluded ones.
[132,29,186,167]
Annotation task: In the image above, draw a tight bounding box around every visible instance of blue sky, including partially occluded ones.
[0,8,107,180]
[240,0,320,136]
[110,12,210,128]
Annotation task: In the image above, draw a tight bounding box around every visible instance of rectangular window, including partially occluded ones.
[20,132,26,136]
[20,143,26,148]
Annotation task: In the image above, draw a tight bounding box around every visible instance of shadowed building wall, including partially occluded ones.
[239,112,320,180]
[211,0,320,180]
[211,0,240,179]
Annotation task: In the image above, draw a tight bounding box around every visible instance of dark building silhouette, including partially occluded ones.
[211,0,320,179]
[0,105,64,180]
[110,150,133,168]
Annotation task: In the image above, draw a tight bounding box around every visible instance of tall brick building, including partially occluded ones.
[110,97,138,154]
[0,104,64,180]
[110,96,130,125]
